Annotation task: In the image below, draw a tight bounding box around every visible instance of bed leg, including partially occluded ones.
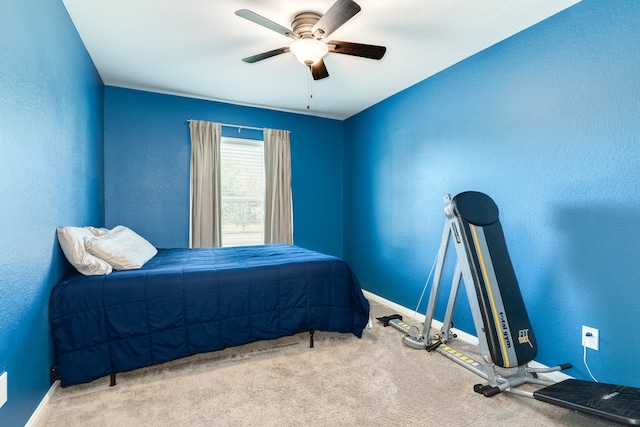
[110,373,117,387]
[49,363,60,384]
[309,330,315,348]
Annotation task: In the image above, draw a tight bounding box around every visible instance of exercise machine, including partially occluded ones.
[386,191,640,425]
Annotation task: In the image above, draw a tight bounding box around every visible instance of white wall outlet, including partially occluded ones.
[0,371,7,408]
[582,326,599,351]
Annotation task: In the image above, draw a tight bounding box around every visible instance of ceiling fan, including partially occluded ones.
[235,0,386,80]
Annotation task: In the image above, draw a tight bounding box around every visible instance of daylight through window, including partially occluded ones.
[220,137,265,247]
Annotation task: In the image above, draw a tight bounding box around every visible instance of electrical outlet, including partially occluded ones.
[0,371,7,408]
[582,326,599,351]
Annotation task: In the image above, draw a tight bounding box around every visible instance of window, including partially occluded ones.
[190,121,292,248]
[220,137,265,247]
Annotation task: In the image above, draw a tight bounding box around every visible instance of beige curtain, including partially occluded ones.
[263,128,293,244]
[189,120,222,248]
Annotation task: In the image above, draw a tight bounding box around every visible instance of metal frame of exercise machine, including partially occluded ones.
[387,192,640,425]
[390,192,568,397]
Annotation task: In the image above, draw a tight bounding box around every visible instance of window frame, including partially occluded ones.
[219,136,265,247]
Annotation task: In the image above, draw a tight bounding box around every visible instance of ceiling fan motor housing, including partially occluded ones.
[291,11,322,38]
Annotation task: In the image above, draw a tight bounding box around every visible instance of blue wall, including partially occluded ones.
[104,87,345,257]
[2,0,639,423]
[0,0,104,425]
[344,0,640,387]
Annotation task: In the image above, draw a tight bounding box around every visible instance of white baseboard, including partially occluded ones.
[362,290,572,383]
[25,380,60,427]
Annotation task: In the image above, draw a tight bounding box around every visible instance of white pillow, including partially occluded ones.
[57,226,113,276]
[85,225,157,270]
[85,226,109,237]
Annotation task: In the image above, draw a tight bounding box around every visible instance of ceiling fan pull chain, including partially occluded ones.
[307,74,313,110]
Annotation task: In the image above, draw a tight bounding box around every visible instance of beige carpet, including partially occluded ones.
[34,301,614,426]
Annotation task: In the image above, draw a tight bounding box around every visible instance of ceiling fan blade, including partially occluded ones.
[309,59,330,80]
[235,9,296,39]
[242,47,290,63]
[328,40,386,60]
[312,0,361,39]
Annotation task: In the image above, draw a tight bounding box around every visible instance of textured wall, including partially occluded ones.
[0,0,104,425]
[104,87,345,257]
[344,0,640,386]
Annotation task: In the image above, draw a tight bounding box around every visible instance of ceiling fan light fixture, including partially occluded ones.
[289,38,328,66]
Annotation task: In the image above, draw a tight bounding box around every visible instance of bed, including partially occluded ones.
[50,244,370,387]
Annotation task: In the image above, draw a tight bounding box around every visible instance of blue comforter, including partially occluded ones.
[50,245,370,386]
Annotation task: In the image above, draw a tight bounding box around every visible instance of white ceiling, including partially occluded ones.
[62,0,580,120]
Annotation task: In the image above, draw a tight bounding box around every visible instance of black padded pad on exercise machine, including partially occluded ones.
[452,191,537,368]
[534,379,640,425]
